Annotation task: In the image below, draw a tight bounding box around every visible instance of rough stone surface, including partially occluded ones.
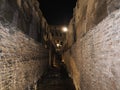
[0,0,48,42]
[68,0,120,41]
[64,9,120,90]
[0,0,50,89]
[0,23,49,90]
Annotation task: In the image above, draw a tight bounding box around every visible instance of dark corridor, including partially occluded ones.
[37,66,75,90]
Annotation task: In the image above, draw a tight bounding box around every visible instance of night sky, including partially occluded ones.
[38,0,77,25]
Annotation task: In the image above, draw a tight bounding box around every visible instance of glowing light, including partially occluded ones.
[56,43,60,47]
[62,27,68,32]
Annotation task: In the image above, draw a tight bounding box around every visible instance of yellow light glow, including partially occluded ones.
[62,27,68,32]
[56,43,60,47]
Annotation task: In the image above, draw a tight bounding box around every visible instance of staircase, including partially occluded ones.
[37,66,75,90]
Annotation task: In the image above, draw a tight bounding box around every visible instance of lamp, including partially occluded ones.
[62,27,68,32]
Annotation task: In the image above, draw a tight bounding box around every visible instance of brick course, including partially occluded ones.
[64,9,120,90]
[0,23,49,90]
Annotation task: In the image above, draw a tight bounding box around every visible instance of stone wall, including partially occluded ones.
[0,0,48,42]
[72,0,108,39]
[0,23,49,90]
[64,9,120,90]
[0,0,49,90]
[67,0,120,44]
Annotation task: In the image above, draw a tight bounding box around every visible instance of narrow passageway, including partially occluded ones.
[37,65,75,90]
[1,0,120,90]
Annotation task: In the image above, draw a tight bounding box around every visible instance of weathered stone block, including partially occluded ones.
[0,23,49,90]
[65,9,120,90]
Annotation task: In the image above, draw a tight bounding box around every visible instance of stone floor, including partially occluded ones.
[37,66,75,90]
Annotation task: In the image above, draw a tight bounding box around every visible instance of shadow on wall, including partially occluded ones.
[63,51,80,90]
[0,0,48,43]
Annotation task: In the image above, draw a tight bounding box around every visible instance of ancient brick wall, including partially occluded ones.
[0,0,50,89]
[64,9,120,90]
[0,0,48,42]
[0,23,49,90]
[69,0,120,41]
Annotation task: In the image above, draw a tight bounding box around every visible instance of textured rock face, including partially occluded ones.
[0,0,49,90]
[0,0,48,41]
[65,2,120,89]
[67,0,120,44]
[107,0,120,14]
[0,23,49,90]
[73,0,108,38]
[64,9,120,90]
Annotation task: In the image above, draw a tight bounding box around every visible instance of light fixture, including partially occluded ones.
[56,43,60,47]
[62,27,68,32]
